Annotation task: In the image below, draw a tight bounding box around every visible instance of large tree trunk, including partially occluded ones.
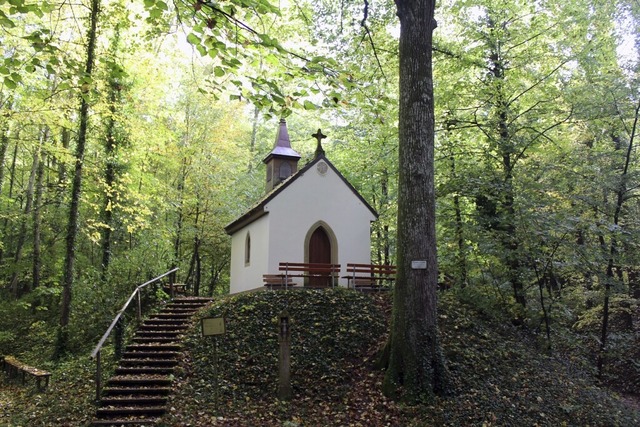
[383,0,449,402]
[56,0,101,358]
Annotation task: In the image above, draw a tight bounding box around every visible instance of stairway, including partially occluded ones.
[91,297,212,426]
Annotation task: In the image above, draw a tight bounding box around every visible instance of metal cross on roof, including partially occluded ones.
[312,129,326,158]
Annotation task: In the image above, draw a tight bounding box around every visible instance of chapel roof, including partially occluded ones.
[224,152,378,235]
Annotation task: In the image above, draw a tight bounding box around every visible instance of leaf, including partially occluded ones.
[186,33,200,46]
[4,77,17,89]
[303,100,318,110]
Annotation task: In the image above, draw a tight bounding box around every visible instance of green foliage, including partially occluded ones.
[186,289,385,401]
[159,291,640,426]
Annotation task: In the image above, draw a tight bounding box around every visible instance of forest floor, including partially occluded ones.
[161,289,640,427]
[1,288,639,426]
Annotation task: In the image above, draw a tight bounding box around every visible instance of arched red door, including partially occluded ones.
[309,226,331,287]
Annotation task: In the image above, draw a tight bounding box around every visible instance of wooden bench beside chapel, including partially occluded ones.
[2,355,52,390]
[263,262,341,289]
[343,263,396,292]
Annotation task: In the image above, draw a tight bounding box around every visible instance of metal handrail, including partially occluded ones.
[90,267,178,401]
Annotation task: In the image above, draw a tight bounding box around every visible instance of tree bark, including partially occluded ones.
[9,126,46,297]
[32,128,47,291]
[57,0,101,357]
[383,0,449,402]
[597,99,640,377]
[100,32,123,280]
[0,107,13,263]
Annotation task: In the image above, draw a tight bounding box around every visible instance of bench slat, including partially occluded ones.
[277,262,341,288]
[3,355,51,390]
[343,263,396,292]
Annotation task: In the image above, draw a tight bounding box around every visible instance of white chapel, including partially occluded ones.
[225,119,378,294]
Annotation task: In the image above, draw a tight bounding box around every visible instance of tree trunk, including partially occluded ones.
[451,155,467,288]
[56,0,101,358]
[1,131,20,263]
[32,128,47,291]
[597,99,640,377]
[0,107,13,263]
[100,31,123,280]
[9,126,46,297]
[383,0,449,402]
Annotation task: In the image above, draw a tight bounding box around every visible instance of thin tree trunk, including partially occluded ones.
[99,30,123,279]
[172,158,187,277]
[0,109,13,263]
[57,0,101,358]
[451,156,467,288]
[32,128,47,291]
[597,99,640,377]
[489,33,525,309]
[1,132,20,262]
[9,126,46,297]
[248,106,260,171]
[55,127,71,206]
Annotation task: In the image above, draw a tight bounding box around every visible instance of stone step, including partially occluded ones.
[125,343,181,352]
[91,419,158,426]
[119,358,178,367]
[132,336,179,344]
[136,329,184,337]
[102,386,171,396]
[100,395,168,406]
[107,376,172,387]
[138,324,188,331]
[115,366,174,375]
[92,295,212,426]
[173,297,212,303]
[150,313,191,320]
[96,406,165,417]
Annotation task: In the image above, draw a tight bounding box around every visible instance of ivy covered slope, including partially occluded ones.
[163,289,639,426]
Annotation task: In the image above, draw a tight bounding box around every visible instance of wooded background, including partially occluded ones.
[0,0,637,389]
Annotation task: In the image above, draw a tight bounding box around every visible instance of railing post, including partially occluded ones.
[95,350,101,402]
[114,317,124,360]
[136,289,142,323]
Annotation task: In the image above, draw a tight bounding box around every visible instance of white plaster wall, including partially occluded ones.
[229,214,270,294]
[265,160,376,286]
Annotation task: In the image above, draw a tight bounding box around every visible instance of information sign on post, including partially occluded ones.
[201,317,225,412]
[201,317,226,336]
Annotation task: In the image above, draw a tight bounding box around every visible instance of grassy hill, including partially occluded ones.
[1,288,638,426]
[162,289,639,426]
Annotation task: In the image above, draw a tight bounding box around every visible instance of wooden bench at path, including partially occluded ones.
[2,355,52,390]
[343,263,396,292]
[162,282,187,296]
[263,274,294,290]
[278,262,341,289]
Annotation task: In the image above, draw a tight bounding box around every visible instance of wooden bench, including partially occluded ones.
[279,262,341,288]
[343,263,396,292]
[263,274,295,290]
[162,283,187,296]
[2,355,52,390]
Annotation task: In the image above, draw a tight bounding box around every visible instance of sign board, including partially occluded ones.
[201,317,226,336]
[411,260,427,270]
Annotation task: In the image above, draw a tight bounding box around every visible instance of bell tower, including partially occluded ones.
[263,119,301,192]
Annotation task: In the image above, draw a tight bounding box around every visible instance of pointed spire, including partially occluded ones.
[268,119,301,159]
[263,119,301,193]
[312,129,326,158]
